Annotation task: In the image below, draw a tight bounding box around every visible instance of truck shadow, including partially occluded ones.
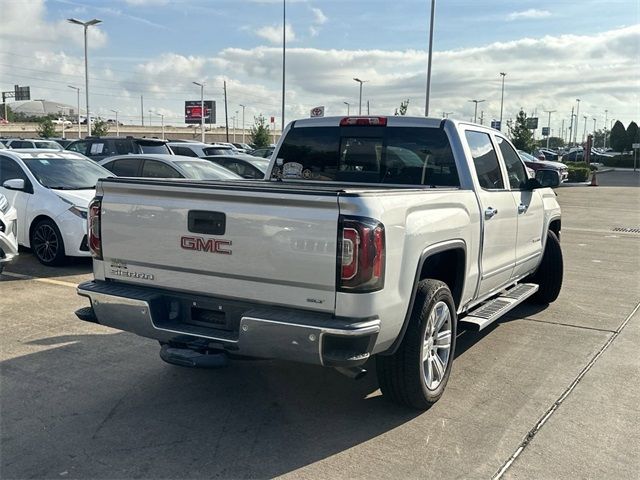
[2,332,424,479]
[0,249,92,281]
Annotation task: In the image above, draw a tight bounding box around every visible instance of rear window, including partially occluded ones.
[138,142,171,154]
[273,126,459,187]
[203,147,234,156]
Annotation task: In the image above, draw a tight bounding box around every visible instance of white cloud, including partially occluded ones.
[507,9,552,21]
[311,7,327,25]
[255,24,295,44]
[123,0,168,5]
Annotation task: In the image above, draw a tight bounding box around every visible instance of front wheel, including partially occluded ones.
[527,230,563,304]
[31,219,66,266]
[376,279,457,410]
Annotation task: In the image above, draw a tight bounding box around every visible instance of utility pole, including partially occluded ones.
[424,0,436,116]
[499,72,506,128]
[479,110,484,125]
[68,85,81,138]
[560,118,565,144]
[140,95,144,126]
[110,109,119,137]
[239,104,246,143]
[469,99,485,123]
[544,110,556,149]
[224,80,229,142]
[148,110,152,128]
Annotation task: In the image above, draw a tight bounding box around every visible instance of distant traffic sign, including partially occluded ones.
[490,120,501,130]
[526,117,539,129]
[542,127,550,136]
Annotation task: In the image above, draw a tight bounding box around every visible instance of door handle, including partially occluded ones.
[485,207,499,219]
[518,203,528,214]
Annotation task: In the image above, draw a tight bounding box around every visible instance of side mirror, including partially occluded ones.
[524,178,543,190]
[2,178,25,191]
[535,169,560,188]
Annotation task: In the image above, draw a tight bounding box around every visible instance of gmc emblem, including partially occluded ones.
[181,236,232,255]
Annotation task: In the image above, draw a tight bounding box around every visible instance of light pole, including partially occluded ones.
[67,18,102,137]
[424,0,436,116]
[604,109,608,148]
[544,110,556,149]
[582,115,588,144]
[281,0,286,131]
[159,112,164,140]
[231,116,236,142]
[592,118,596,140]
[443,111,453,118]
[110,109,119,137]
[574,99,580,146]
[239,104,246,143]
[148,110,153,128]
[343,101,350,115]
[235,110,238,142]
[56,106,67,138]
[353,78,368,115]
[193,81,205,143]
[469,99,485,123]
[67,85,81,138]
[499,72,506,128]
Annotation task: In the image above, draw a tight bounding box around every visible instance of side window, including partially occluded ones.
[172,146,198,157]
[108,159,141,176]
[465,131,505,190]
[141,160,182,178]
[496,137,528,190]
[0,157,28,183]
[10,141,28,148]
[67,141,88,154]
[114,140,133,155]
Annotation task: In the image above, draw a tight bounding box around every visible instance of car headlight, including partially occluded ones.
[0,194,9,214]
[68,206,88,219]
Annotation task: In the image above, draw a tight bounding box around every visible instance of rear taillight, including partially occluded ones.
[338,216,385,292]
[339,116,387,126]
[88,198,102,260]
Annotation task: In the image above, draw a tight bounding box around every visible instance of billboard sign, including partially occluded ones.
[526,117,539,129]
[14,85,30,101]
[185,100,215,124]
[542,126,550,136]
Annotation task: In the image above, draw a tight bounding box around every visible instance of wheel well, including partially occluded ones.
[28,215,56,245]
[549,219,561,241]
[419,248,465,308]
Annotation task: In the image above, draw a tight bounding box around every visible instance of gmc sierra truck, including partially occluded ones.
[76,116,563,410]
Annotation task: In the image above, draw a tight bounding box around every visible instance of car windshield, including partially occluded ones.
[139,143,171,154]
[175,161,242,180]
[518,150,539,162]
[22,157,112,189]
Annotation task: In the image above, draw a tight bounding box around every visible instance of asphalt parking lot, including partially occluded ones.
[1,170,639,479]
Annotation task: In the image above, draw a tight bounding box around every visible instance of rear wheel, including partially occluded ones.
[528,230,563,304]
[31,219,66,266]
[377,279,457,410]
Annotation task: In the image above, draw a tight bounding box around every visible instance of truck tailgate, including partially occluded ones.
[98,180,339,312]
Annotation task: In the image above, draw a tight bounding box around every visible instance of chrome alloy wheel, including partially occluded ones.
[422,300,453,390]
[33,223,60,263]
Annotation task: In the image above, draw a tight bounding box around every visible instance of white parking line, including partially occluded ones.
[0,271,78,288]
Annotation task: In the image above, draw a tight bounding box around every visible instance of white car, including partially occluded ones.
[0,149,113,266]
[0,193,19,274]
[5,139,64,150]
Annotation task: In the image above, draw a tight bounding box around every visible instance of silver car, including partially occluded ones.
[98,154,242,180]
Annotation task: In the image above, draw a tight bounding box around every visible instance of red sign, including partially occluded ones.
[270,116,275,124]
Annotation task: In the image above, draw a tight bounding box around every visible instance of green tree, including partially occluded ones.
[609,120,628,152]
[625,121,638,150]
[249,115,271,148]
[394,99,409,116]
[536,136,565,149]
[509,109,536,152]
[91,118,110,137]
[36,117,56,138]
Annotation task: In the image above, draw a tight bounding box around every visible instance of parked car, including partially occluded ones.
[66,136,172,161]
[167,142,238,157]
[76,116,563,410]
[232,142,252,153]
[53,118,72,126]
[49,138,75,149]
[0,192,19,274]
[518,150,568,184]
[248,147,274,158]
[535,148,559,161]
[203,154,269,179]
[98,154,242,180]
[0,149,113,266]
[5,139,64,151]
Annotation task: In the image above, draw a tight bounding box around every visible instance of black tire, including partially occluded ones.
[30,218,66,266]
[376,279,457,410]
[528,230,563,304]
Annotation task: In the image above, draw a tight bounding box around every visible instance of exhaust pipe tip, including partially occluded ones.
[335,366,367,380]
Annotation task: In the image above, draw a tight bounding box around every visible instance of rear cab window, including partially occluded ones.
[272,126,459,187]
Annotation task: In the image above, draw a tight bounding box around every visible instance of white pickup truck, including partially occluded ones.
[76,116,563,409]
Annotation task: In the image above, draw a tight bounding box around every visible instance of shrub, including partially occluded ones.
[564,161,598,171]
[567,165,590,182]
[598,154,636,168]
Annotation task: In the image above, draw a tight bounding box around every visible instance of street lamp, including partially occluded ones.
[469,99,485,123]
[239,104,246,143]
[424,0,436,116]
[499,72,507,128]
[442,111,453,118]
[353,78,368,115]
[582,115,588,144]
[67,85,81,138]
[148,110,153,128]
[281,0,286,131]
[56,105,68,139]
[574,99,580,146]
[67,18,102,137]
[343,101,350,115]
[604,109,609,148]
[193,81,205,143]
[543,110,556,149]
[110,109,119,137]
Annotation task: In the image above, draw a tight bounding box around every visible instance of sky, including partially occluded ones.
[1,0,638,136]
